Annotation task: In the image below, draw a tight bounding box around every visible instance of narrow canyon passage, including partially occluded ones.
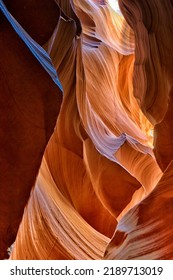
[1,0,173,260]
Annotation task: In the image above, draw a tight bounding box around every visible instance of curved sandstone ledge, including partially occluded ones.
[104,160,173,260]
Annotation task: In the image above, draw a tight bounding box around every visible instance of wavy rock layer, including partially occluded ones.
[1,0,173,259]
[104,161,173,260]
[119,0,173,125]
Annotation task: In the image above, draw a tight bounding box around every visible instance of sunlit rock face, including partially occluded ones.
[1,0,173,259]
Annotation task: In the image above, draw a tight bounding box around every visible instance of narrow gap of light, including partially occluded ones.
[108,0,122,15]
[150,129,154,137]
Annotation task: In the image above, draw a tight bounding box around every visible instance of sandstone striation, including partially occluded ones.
[1,0,173,260]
